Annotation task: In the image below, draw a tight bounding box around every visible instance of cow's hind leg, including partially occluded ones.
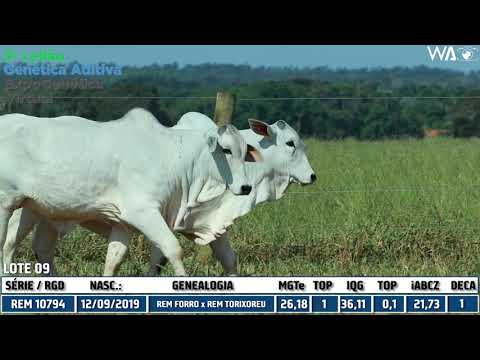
[209,232,238,275]
[103,225,132,276]
[32,219,59,276]
[148,245,168,275]
[0,207,13,276]
[123,208,186,276]
[3,208,39,270]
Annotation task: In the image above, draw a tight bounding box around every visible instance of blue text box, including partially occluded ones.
[374,296,405,313]
[448,295,478,313]
[149,295,274,313]
[312,296,338,313]
[77,295,147,313]
[2,295,75,313]
[276,296,310,313]
[406,295,446,313]
[339,296,372,313]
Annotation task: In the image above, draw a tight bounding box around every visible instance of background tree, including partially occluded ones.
[1,63,477,140]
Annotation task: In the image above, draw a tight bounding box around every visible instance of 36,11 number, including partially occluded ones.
[339,297,371,312]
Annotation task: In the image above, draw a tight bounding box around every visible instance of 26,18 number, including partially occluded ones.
[278,297,309,311]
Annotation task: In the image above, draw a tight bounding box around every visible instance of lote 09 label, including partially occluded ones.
[3,263,50,275]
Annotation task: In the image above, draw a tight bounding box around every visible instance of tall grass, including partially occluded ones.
[13,137,480,275]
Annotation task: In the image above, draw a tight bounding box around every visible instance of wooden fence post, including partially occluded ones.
[197,91,237,267]
[214,91,237,126]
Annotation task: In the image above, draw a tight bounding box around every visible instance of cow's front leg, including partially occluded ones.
[32,218,59,276]
[209,232,237,276]
[3,208,39,270]
[0,190,24,276]
[148,244,168,276]
[103,225,132,276]
[124,209,186,276]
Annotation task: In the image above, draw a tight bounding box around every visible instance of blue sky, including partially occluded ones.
[1,45,479,71]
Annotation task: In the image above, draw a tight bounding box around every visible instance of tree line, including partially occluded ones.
[1,63,479,139]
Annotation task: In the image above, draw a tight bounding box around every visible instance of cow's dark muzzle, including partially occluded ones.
[240,185,252,195]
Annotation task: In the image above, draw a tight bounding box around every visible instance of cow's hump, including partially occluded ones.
[175,112,216,130]
[118,108,164,130]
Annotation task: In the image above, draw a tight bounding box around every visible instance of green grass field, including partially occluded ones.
[13,137,480,276]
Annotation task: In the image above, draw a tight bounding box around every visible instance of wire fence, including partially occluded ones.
[286,185,480,195]
[234,222,480,233]
[3,93,480,224]
[3,93,480,198]
[2,95,480,101]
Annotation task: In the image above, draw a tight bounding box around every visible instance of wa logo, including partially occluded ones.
[427,46,478,62]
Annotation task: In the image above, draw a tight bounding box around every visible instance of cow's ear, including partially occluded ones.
[245,144,263,162]
[248,119,273,137]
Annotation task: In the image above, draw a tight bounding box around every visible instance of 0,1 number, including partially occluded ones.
[382,298,397,309]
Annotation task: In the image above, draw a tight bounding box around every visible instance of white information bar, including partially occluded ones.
[1,276,478,294]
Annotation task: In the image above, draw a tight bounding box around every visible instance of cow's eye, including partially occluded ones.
[222,148,232,155]
[286,141,295,147]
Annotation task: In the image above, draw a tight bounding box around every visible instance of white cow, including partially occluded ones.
[151,112,316,274]
[0,108,258,276]
[3,112,315,276]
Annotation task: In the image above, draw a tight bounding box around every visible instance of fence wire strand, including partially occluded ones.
[2,95,480,101]
[286,186,480,195]
[3,93,480,234]
[234,222,480,234]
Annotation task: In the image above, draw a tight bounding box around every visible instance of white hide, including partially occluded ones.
[2,111,315,275]
[172,112,315,245]
[0,108,252,275]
